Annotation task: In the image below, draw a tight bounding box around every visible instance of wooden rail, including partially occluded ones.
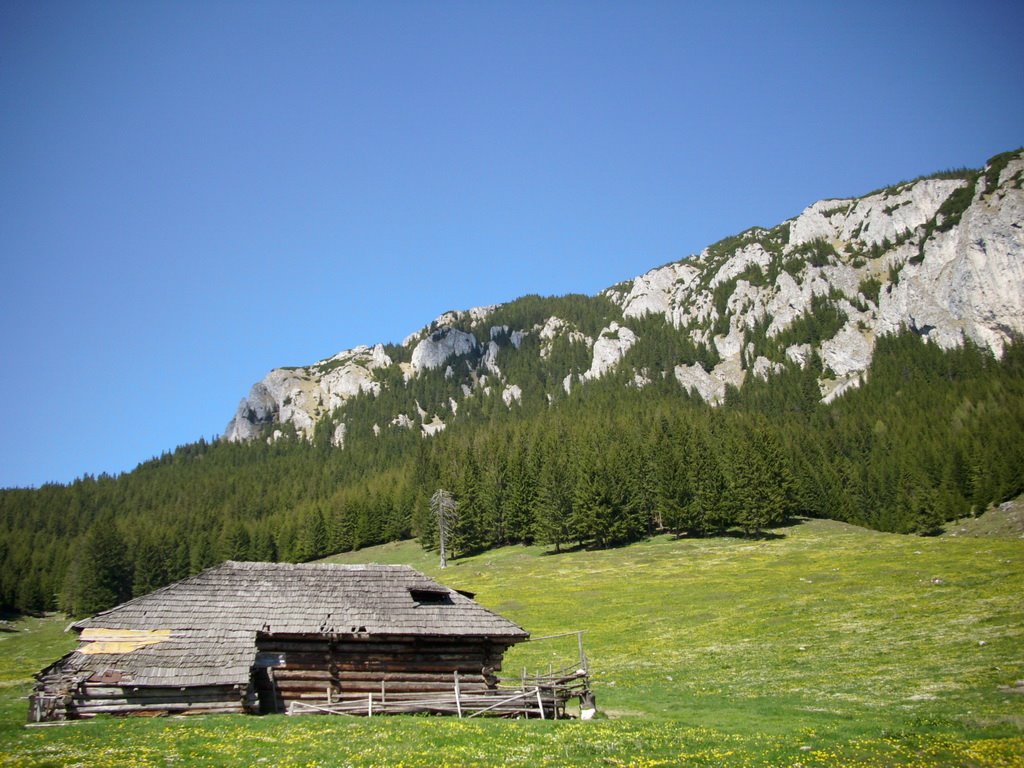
[286,685,552,719]
[285,669,589,719]
[284,630,593,720]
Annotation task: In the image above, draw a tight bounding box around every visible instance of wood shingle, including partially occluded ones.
[72,562,527,638]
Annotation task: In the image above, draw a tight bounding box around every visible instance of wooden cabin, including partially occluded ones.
[30,562,529,721]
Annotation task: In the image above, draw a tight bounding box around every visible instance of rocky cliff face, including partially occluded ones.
[224,344,392,442]
[225,150,1024,443]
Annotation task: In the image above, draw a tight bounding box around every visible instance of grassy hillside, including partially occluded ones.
[943,498,1024,540]
[1,519,1022,767]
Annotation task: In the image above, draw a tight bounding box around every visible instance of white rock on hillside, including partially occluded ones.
[620,262,700,319]
[482,341,501,375]
[752,356,783,380]
[421,416,446,437]
[537,316,591,359]
[224,382,279,442]
[766,270,831,337]
[786,343,813,368]
[410,328,479,373]
[876,157,1024,355]
[821,377,863,405]
[714,324,745,359]
[489,325,524,347]
[790,179,965,248]
[401,305,496,347]
[710,243,772,289]
[502,385,522,407]
[224,344,390,442]
[728,280,771,329]
[674,364,725,404]
[821,323,874,377]
[672,356,746,405]
[583,323,637,381]
[320,345,391,411]
[331,423,347,449]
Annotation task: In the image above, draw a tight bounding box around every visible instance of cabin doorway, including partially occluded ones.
[252,651,285,714]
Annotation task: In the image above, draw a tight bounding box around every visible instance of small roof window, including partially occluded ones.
[409,588,452,605]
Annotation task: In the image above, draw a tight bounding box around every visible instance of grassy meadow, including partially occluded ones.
[1,517,1022,767]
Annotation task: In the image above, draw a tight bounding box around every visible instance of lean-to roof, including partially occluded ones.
[39,629,256,688]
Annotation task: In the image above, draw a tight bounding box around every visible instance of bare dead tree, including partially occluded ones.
[430,489,458,568]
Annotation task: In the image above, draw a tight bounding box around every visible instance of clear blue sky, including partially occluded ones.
[1,1,1021,488]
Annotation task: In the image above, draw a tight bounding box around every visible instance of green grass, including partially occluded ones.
[943,499,1024,540]
[2,518,1022,766]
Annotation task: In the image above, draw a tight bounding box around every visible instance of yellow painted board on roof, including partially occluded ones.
[79,628,172,654]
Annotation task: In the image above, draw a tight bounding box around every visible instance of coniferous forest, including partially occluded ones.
[2,329,1022,617]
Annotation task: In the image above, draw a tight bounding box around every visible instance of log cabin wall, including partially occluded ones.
[255,633,514,712]
[64,683,251,718]
[29,674,251,722]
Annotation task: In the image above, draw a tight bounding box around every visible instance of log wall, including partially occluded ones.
[255,633,513,713]
[29,681,252,721]
[69,683,251,717]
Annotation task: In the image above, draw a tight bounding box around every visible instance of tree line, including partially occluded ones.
[1,330,1022,616]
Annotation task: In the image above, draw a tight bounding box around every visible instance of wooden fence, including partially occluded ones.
[285,631,592,719]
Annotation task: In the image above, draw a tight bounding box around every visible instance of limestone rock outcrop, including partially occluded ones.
[410,328,478,373]
[224,344,391,442]
[224,150,1024,441]
[582,323,637,382]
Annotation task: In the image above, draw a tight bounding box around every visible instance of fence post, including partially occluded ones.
[454,671,462,718]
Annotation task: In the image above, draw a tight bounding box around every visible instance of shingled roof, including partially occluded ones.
[40,629,256,688]
[73,562,528,640]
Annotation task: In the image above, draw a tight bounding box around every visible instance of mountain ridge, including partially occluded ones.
[225,149,1024,443]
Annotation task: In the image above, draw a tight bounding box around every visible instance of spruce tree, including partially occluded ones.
[68,521,132,616]
[688,427,729,535]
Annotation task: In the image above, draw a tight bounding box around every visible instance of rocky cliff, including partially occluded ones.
[225,150,1024,442]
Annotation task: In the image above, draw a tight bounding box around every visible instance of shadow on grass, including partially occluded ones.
[537,542,590,556]
[0,608,48,629]
[458,518,815,560]
[719,530,787,540]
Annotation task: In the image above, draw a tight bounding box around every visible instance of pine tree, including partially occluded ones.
[16,572,46,613]
[451,454,484,556]
[68,521,132,616]
[654,418,694,535]
[623,428,658,537]
[502,444,537,544]
[688,427,728,535]
[132,535,170,596]
[251,525,278,562]
[532,432,574,552]
[218,520,252,562]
